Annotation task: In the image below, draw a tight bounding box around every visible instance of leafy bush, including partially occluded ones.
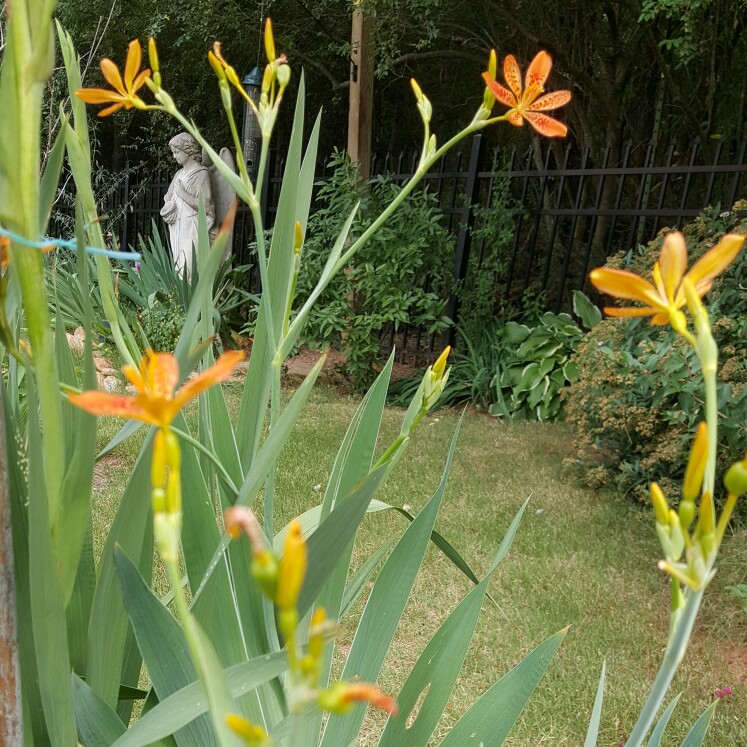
[295,149,453,390]
[565,204,747,505]
[455,155,518,342]
[390,294,594,420]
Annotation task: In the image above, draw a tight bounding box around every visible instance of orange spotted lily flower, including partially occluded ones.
[590,231,744,326]
[76,40,151,116]
[68,349,244,428]
[482,51,571,137]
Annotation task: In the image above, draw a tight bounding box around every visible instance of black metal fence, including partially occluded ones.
[51,135,747,355]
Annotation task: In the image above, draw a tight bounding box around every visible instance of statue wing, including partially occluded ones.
[207,147,238,228]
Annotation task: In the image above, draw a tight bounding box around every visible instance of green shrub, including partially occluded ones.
[564,203,747,505]
[390,297,591,420]
[296,149,453,390]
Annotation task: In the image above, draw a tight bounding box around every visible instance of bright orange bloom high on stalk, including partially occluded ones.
[482,51,571,137]
[76,40,151,116]
[589,231,744,325]
[68,350,244,427]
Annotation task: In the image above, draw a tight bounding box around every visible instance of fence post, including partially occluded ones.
[442,133,485,348]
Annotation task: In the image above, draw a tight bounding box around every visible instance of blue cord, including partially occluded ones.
[0,226,141,262]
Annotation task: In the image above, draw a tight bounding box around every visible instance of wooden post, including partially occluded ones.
[0,389,23,745]
[348,4,374,179]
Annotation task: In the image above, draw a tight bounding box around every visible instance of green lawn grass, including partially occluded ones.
[93,383,747,746]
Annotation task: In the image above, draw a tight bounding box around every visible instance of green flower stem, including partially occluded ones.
[8,0,65,522]
[624,588,705,747]
[702,368,718,498]
[627,319,719,746]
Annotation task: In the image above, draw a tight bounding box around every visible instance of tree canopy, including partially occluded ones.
[41,0,747,165]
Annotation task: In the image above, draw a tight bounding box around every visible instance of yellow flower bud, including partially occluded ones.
[264,18,276,62]
[410,78,424,101]
[208,50,227,81]
[276,519,307,610]
[432,346,451,380]
[698,490,715,535]
[650,482,669,525]
[488,49,497,80]
[308,607,327,660]
[226,713,270,744]
[682,422,708,502]
[294,220,303,253]
[148,38,161,87]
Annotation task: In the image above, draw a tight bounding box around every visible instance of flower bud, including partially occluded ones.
[678,498,695,532]
[724,457,747,496]
[276,64,291,89]
[276,519,307,610]
[148,38,161,88]
[649,482,669,525]
[264,18,276,62]
[682,422,708,502]
[251,550,279,600]
[432,346,451,380]
[318,681,398,716]
[226,713,270,745]
[208,51,227,81]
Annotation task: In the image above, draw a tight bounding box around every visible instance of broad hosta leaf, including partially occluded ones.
[573,290,602,329]
[439,628,567,747]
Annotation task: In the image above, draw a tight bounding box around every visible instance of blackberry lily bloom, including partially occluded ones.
[590,231,744,330]
[67,349,244,428]
[76,39,151,116]
[482,51,571,137]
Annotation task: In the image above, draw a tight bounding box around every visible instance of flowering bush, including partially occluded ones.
[565,206,747,507]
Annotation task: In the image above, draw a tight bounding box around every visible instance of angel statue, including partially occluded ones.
[160,132,236,275]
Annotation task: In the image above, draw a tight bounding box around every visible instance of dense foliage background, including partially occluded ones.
[37,0,747,166]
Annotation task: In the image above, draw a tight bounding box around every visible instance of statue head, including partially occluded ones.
[169,133,202,165]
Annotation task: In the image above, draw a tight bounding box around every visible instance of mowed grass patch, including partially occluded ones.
[92,383,746,746]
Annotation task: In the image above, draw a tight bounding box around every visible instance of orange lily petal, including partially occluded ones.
[503,55,523,99]
[506,110,524,127]
[523,111,568,138]
[132,69,151,93]
[67,391,159,425]
[342,683,398,716]
[481,73,517,109]
[124,40,142,91]
[75,88,123,104]
[659,232,687,303]
[525,51,552,89]
[122,363,146,392]
[603,305,662,317]
[172,350,245,409]
[650,312,671,325]
[528,89,571,111]
[100,58,125,94]
[98,102,126,117]
[145,352,180,400]
[684,233,744,292]
[589,267,665,308]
